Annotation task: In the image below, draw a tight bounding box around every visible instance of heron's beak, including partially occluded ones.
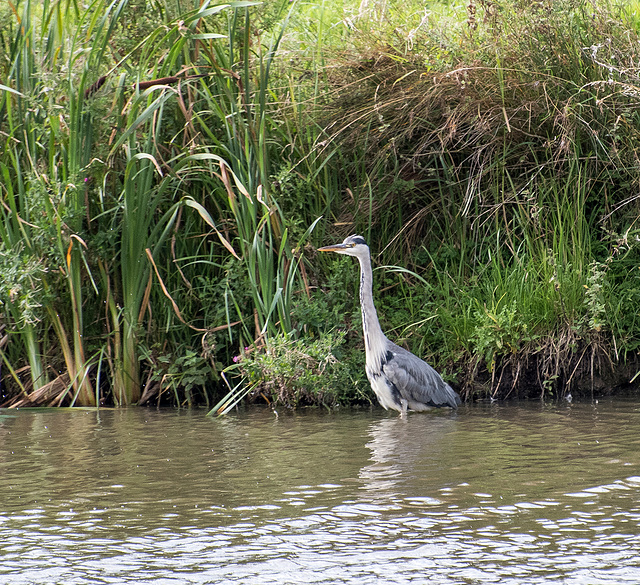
[318,243,349,253]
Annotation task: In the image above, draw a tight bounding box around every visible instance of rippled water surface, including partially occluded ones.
[1,399,640,584]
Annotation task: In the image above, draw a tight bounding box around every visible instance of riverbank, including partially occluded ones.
[1,0,639,408]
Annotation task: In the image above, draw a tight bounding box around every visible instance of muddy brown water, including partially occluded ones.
[1,399,639,584]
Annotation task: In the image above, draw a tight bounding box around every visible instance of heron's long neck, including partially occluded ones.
[357,253,387,368]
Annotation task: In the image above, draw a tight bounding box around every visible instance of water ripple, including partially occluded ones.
[1,403,640,583]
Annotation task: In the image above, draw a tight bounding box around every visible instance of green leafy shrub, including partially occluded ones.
[470,300,530,372]
[235,331,368,408]
[141,346,217,407]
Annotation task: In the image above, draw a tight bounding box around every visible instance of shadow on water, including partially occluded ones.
[0,400,639,583]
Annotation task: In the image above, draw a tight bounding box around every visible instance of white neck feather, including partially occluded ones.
[357,252,388,372]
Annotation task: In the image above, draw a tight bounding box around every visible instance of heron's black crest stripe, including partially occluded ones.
[350,236,367,245]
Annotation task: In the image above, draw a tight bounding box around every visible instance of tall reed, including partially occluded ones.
[1,0,321,406]
[0,0,121,404]
[191,4,317,344]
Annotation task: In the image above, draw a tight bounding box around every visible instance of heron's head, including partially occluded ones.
[318,234,369,258]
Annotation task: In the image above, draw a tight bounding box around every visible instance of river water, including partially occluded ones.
[0,399,639,584]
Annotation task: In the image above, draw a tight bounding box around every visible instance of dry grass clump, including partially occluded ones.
[320,0,640,244]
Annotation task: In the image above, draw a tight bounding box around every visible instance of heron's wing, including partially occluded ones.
[382,343,461,408]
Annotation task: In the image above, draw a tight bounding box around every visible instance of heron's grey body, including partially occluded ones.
[318,234,461,415]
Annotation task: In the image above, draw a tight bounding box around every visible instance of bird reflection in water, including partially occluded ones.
[358,416,457,506]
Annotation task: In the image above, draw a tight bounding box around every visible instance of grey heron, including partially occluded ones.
[318,234,461,415]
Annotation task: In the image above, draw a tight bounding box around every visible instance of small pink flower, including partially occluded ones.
[233,355,240,363]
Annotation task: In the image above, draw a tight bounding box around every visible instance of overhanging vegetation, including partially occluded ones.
[1,0,639,408]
